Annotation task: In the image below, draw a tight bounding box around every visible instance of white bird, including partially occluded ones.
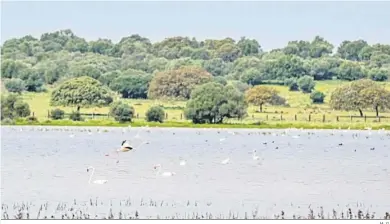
[179,160,186,166]
[252,150,260,160]
[117,140,134,152]
[69,134,75,138]
[221,158,230,164]
[87,166,108,184]
[116,140,148,153]
[154,164,176,176]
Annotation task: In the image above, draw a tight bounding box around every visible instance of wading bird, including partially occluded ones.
[154,164,176,177]
[87,166,108,184]
[252,150,260,160]
[117,140,134,152]
[106,140,149,163]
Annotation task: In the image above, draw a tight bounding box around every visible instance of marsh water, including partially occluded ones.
[1,126,390,218]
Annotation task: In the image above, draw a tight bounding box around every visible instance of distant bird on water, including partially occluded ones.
[87,166,108,184]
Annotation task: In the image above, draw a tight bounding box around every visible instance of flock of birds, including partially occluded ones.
[45,125,387,185]
[2,125,390,219]
[86,130,268,184]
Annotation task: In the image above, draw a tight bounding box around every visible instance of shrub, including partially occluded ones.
[110,101,135,123]
[1,118,15,125]
[368,69,389,82]
[297,75,315,93]
[146,106,165,123]
[310,91,326,104]
[4,78,26,94]
[50,108,65,120]
[284,78,299,91]
[27,116,38,122]
[13,100,31,118]
[69,111,83,121]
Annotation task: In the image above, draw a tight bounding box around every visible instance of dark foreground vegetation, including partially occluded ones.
[1,30,390,126]
[2,200,390,220]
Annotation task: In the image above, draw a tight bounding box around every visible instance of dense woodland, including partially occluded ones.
[1,29,390,123]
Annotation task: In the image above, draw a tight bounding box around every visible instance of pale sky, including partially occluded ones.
[1,1,390,50]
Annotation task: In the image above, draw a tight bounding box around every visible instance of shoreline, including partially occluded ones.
[3,119,389,130]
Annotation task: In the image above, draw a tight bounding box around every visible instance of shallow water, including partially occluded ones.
[1,126,390,218]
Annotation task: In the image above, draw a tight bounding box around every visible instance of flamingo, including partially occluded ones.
[87,166,108,184]
[117,140,134,152]
[154,164,176,177]
[252,150,260,160]
[106,140,148,163]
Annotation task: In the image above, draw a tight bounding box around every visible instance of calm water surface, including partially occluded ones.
[1,126,389,218]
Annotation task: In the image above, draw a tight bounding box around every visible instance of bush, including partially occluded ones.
[310,91,326,104]
[1,118,15,125]
[368,69,389,82]
[146,106,165,123]
[69,111,83,121]
[14,100,31,117]
[4,78,26,94]
[50,108,65,120]
[297,75,315,93]
[284,78,299,91]
[110,101,135,123]
[1,94,31,120]
[26,116,38,122]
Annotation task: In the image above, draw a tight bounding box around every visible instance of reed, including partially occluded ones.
[2,199,389,220]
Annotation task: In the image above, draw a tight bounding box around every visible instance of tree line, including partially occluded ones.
[2,29,390,95]
[1,29,390,124]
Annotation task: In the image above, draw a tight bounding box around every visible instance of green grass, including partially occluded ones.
[3,80,390,129]
[9,118,390,130]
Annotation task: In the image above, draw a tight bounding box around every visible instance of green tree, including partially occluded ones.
[50,76,113,107]
[360,84,390,117]
[245,86,284,112]
[215,43,241,62]
[1,94,31,120]
[335,61,367,81]
[109,73,152,99]
[110,101,135,123]
[202,58,232,76]
[4,78,26,94]
[185,82,247,124]
[284,78,299,91]
[261,54,308,80]
[25,70,45,92]
[213,76,228,86]
[310,91,325,104]
[1,60,31,79]
[145,106,165,123]
[228,81,251,93]
[368,68,389,82]
[329,79,387,117]
[337,40,368,61]
[148,66,212,99]
[99,70,122,86]
[237,37,261,56]
[297,75,315,93]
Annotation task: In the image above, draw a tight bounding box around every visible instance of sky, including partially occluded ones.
[1,1,390,51]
